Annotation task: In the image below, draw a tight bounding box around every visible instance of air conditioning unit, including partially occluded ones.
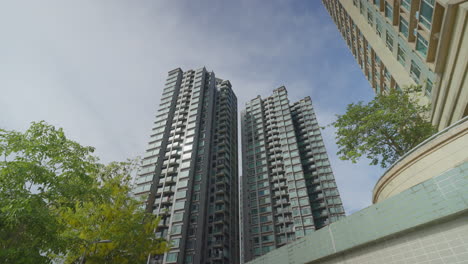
[413,28,418,37]
[415,11,419,19]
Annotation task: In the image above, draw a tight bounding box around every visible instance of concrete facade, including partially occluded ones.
[133,68,239,264]
[322,0,468,130]
[246,160,468,264]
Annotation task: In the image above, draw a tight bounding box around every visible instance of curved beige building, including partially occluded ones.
[373,116,468,203]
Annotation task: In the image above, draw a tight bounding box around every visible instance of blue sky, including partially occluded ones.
[0,0,384,214]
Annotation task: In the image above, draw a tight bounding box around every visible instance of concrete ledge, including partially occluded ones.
[246,161,468,264]
[373,116,468,203]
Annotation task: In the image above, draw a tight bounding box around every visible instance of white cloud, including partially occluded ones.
[0,0,383,212]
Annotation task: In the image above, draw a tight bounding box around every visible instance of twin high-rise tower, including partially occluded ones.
[241,87,345,261]
[133,67,345,264]
[133,67,239,264]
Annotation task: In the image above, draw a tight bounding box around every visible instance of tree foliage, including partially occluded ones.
[57,162,169,264]
[333,86,437,168]
[0,122,168,263]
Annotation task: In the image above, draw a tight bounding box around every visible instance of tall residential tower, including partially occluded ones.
[323,0,468,130]
[241,87,345,262]
[133,67,239,264]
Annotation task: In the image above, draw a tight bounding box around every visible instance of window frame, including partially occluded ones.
[415,33,429,58]
[419,0,434,30]
[385,2,393,21]
[401,0,411,11]
[385,31,394,51]
[397,45,407,66]
[410,61,422,83]
[399,16,409,38]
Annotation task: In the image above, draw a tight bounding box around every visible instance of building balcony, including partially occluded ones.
[312,210,328,219]
[214,216,226,224]
[163,176,176,184]
[215,185,227,194]
[312,202,326,209]
[162,186,175,194]
[160,196,172,204]
[169,150,180,158]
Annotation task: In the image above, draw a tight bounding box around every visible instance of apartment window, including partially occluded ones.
[385,31,394,51]
[173,211,184,222]
[295,228,304,238]
[374,0,380,7]
[251,226,259,234]
[260,215,272,223]
[259,206,271,213]
[301,207,311,215]
[179,169,190,178]
[425,79,433,97]
[360,0,365,15]
[384,68,391,81]
[410,61,421,83]
[176,190,187,199]
[297,189,307,196]
[376,19,382,37]
[399,17,409,37]
[253,247,261,256]
[373,70,380,86]
[174,201,185,210]
[375,83,381,93]
[171,238,180,248]
[262,235,274,243]
[416,33,429,58]
[397,45,407,66]
[166,252,178,263]
[401,0,411,11]
[419,0,434,30]
[367,70,373,84]
[385,2,393,21]
[171,225,182,235]
[303,217,314,225]
[368,9,374,26]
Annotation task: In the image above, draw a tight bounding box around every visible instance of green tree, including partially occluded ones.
[57,161,169,264]
[333,86,437,168]
[0,122,98,263]
[0,122,168,263]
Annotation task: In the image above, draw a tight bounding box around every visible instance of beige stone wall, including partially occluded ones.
[432,2,468,130]
[331,0,467,131]
[311,213,468,264]
[337,0,417,91]
[373,117,468,203]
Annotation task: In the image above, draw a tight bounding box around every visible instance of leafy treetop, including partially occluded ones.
[0,121,168,264]
[332,86,437,168]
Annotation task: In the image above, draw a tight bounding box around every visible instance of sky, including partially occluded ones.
[0,0,384,214]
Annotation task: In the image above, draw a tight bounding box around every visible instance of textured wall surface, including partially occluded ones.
[374,117,468,203]
[316,214,468,264]
[246,161,468,264]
